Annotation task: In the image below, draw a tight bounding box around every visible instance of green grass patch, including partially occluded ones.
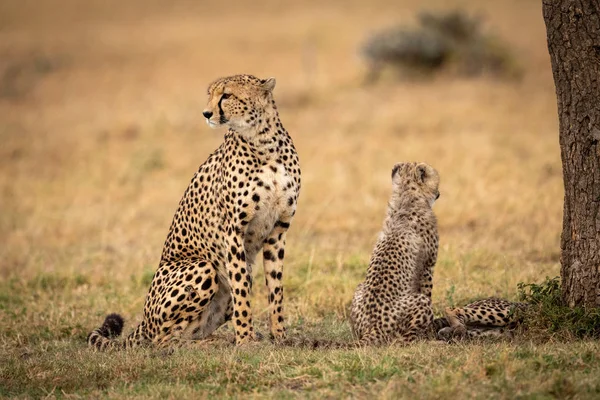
[2,340,600,399]
[518,277,600,340]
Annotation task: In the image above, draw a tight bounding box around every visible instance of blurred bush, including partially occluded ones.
[0,53,61,100]
[360,10,521,82]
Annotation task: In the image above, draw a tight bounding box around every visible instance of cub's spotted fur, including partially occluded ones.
[350,162,440,345]
[436,297,528,341]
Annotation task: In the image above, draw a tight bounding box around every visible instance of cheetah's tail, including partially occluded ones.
[87,313,125,351]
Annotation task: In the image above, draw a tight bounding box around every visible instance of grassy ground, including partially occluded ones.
[2,0,599,398]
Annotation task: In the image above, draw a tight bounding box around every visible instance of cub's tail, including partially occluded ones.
[87,313,125,351]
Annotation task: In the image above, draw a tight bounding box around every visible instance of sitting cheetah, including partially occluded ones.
[350,162,440,345]
[436,297,528,341]
[88,74,301,349]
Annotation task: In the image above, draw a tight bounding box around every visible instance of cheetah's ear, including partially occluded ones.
[415,163,428,184]
[391,164,401,179]
[260,77,276,92]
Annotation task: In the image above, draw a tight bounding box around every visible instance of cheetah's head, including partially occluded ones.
[203,74,276,133]
[391,162,440,207]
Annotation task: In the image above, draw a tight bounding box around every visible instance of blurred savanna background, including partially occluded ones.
[2,0,598,398]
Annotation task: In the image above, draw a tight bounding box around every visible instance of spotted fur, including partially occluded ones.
[88,74,301,349]
[436,297,528,341]
[350,162,440,345]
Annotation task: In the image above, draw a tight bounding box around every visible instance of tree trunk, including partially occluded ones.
[542,0,600,308]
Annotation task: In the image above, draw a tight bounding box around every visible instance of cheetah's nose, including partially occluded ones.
[203,111,213,119]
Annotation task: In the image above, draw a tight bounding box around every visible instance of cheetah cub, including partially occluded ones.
[350,162,440,345]
[436,297,528,341]
[88,74,300,349]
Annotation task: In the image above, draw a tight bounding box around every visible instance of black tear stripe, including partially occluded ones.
[218,95,229,124]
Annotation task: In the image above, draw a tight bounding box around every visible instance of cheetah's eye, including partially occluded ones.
[221,93,231,100]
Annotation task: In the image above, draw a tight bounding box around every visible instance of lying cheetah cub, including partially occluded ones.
[350,162,440,345]
[436,297,528,341]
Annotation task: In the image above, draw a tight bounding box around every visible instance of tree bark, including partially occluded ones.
[542,0,600,308]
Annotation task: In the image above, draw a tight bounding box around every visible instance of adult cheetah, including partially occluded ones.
[350,162,440,345]
[88,74,301,349]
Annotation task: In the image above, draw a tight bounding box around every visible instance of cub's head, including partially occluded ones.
[202,74,276,132]
[391,162,440,207]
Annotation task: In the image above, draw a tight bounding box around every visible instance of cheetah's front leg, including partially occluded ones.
[226,231,256,345]
[262,220,290,341]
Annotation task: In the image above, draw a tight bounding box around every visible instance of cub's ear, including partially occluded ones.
[260,77,276,92]
[391,164,402,180]
[415,163,428,183]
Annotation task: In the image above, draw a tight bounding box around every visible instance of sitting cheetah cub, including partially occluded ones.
[88,75,300,349]
[350,162,440,345]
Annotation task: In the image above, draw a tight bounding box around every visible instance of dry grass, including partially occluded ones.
[1,0,598,398]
